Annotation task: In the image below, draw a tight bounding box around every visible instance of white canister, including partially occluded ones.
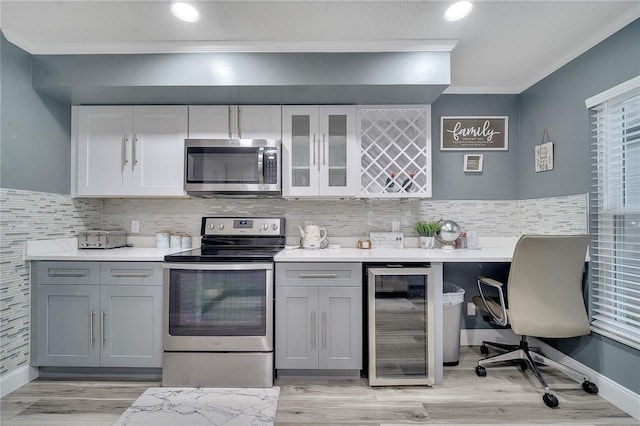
[181,234,192,248]
[170,234,182,248]
[156,231,170,249]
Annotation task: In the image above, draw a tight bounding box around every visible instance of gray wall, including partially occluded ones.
[431,94,520,200]
[518,18,640,199]
[518,19,640,394]
[0,33,71,194]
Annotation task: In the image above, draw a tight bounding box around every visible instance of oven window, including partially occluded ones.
[169,269,267,336]
[186,147,259,183]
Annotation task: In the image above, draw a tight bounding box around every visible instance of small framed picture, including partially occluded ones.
[463,154,483,172]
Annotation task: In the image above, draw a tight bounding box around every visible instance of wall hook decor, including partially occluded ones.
[535,128,554,172]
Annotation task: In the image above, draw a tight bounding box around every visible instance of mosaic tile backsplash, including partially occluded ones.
[1,188,586,378]
[0,189,101,376]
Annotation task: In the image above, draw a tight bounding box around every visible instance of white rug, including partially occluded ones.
[112,387,280,426]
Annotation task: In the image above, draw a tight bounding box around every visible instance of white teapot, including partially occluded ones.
[298,223,328,249]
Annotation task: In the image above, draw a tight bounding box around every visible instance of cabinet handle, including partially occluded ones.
[90,310,95,348]
[122,134,129,170]
[312,134,317,166]
[322,134,326,166]
[48,270,87,277]
[110,272,150,278]
[311,312,316,350]
[132,134,138,170]
[237,107,241,139]
[101,310,106,348]
[228,106,233,139]
[298,273,338,279]
[322,312,327,350]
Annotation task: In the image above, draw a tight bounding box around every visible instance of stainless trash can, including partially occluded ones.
[443,282,465,366]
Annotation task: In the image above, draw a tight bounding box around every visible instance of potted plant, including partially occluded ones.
[414,220,441,249]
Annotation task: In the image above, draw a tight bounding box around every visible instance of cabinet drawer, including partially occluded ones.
[276,262,361,287]
[101,262,162,286]
[33,261,101,285]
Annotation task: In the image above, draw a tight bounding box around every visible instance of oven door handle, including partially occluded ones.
[163,263,274,271]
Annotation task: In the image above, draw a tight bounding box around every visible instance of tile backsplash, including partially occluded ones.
[1,188,586,379]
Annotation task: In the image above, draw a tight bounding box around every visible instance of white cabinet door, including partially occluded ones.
[100,285,163,368]
[73,106,187,197]
[132,106,187,196]
[275,286,319,369]
[237,106,282,140]
[76,106,133,196]
[282,106,357,197]
[34,285,101,367]
[318,286,362,369]
[189,105,281,140]
[188,106,233,139]
[318,106,358,197]
[282,106,320,197]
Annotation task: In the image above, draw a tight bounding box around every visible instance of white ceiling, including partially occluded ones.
[1,1,639,94]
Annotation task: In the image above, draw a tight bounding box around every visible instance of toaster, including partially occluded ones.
[78,230,127,249]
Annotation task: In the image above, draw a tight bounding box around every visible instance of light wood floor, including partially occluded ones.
[1,346,637,425]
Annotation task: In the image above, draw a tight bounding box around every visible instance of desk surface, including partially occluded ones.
[274,246,515,263]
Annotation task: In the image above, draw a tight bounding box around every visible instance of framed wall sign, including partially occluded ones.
[441,116,508,151]
[463,154,483,172]
[535,129,554,172]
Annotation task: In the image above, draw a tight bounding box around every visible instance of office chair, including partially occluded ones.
[472,234,598,408]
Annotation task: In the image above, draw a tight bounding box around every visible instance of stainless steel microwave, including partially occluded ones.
[184,139,281,195]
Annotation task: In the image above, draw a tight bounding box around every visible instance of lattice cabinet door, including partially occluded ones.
[358,106,432,198]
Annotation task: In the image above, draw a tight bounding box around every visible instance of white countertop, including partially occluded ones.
[24,238,190,262]
[274,246,516,263]
[25,237,519,263]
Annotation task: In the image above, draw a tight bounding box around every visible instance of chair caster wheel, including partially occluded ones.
[519,360,528,371]
[582,381,598,394]
[480,345,489,355]
[475,366,487,377]
[543,393,559,408]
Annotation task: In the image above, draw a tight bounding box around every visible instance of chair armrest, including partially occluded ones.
[477,276,508,326]
[478,276,504,289]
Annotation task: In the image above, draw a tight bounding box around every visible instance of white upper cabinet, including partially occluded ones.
[358,106,432,198]
[73,106,188,197]
[282,106,358,198]
[188,105,282,140]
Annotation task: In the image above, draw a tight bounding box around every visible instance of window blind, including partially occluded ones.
[587,76,640,350]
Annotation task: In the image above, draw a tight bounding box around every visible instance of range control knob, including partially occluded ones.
[218,224,224,230]
[209,223,215,230]
[272,223,278,230]
[261,223,269,231]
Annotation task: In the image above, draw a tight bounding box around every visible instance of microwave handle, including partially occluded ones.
[257,146,264,184]
[228,106,233,139]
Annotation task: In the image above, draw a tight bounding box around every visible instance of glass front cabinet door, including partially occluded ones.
[282,106,357,197]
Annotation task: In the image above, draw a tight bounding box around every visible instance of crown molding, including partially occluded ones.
[1,33,457,55]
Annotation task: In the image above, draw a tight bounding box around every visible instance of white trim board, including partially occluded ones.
[0,365,39,398]
[461,329,640,420]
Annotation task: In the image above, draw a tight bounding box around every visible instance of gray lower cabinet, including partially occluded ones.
[32,261,162,368]
[275,262,362,371]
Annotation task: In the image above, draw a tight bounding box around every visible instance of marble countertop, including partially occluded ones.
[24,238,189,261]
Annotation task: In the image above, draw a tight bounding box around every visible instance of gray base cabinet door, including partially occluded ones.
[318,286,362,369]
[275,285,361,370]
[275,286,319,369]
[35,285,101,366]
[100,285,163,368]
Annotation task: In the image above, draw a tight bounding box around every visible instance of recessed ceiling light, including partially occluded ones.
[171,2,200,23]
[444,1,473,22]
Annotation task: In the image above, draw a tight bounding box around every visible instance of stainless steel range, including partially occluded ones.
[162,216,285,387]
